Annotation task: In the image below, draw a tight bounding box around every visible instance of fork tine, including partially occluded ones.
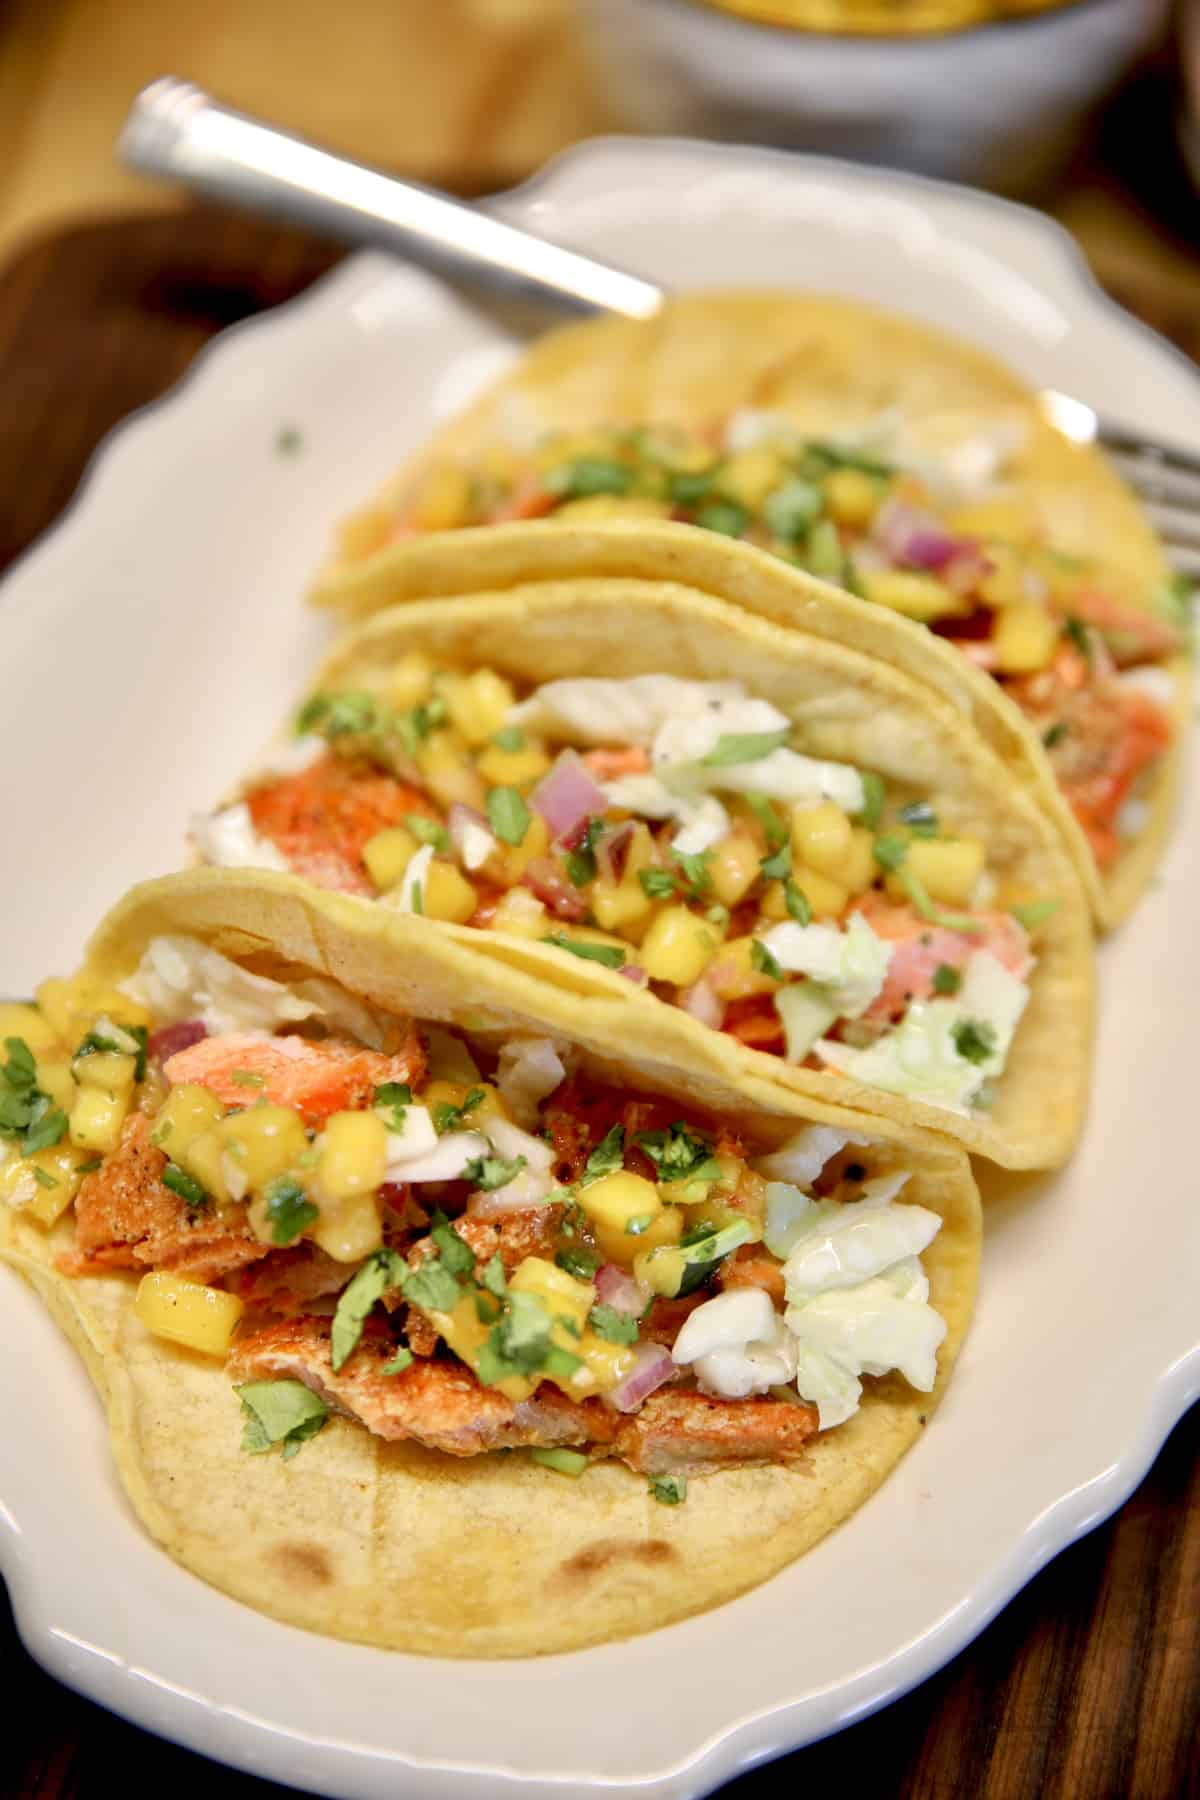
[1103,447,1200,514]
[1097,421,1200,481]
[1136,499,1200,554]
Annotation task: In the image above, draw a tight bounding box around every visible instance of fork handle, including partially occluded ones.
[120,78,664,321]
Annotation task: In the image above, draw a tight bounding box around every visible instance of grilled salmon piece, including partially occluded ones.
[228,1316,616,1457]
[61,1112,268,1283]
[613,1389,817,1474]
[163,1029,425,1126]
[230,1244,356,1314]
[718,1246,786,1306]
[245,752,439,895]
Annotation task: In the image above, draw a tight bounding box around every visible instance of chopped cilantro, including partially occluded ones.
[374,1080,412,1130]
[31,1166,58,1190]
[530,1446,588,1476]
[858,771,886,830]
[872,833,909,871]
[804,517,846,582]
[638,867,679,900]
[237,1380,328,1461]
[479,1251,509,1298]
[581,1124,625,1186]
[395,695,448,754]
[588,1303,639,1345]
[462,1153,527,1192]
[1042,721,1069,750]
[429,1209,477,1275]
[649,1473,687,1505]
[893,866,984,935]
[745,792,787,847]
[556,1246,601,1281]
[784,879,812,925]
[751,939,783,980]
[763,478,823,542]
[952,1019,997,1065]
[382,1348,413,1376]
[162,1163,208,1209]
[264,1176,318,1245]
[543,456,633,500]
[670,848,713,897]
[229,1069,265,1089]
[705,902,730,929]
[565,818,602,888]
[932,963,963,996]
[1011,898,1060,931]
[76,1157,102,1174]
[432,1086,484,1132]
[296,689,379,739]
[635,1121,721,1184]
[700,729,790,768]
[760,840,791,881]
[3,1037,36,1091]
[331,1248,408,1371]
[402,1256,463,1315]
[21,1098,68,1156]
[1064,616,1092,660]
[694,498,750,537]
[624,1212,656,1237]
[899,801,939,838]
[477,1288,582,1387]
[405,814,449,852]
[486,786,531,846]
[667,466,715,504]
[492,725,526,751]
[546,934,625,969]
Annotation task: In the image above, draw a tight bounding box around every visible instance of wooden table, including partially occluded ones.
[1,8,1199,1798]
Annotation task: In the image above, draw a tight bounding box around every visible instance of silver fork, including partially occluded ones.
[121,78,1200,580]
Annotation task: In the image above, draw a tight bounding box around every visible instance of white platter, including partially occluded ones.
[1,139,1198,1798]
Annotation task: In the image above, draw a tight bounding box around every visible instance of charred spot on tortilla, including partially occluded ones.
[270,1542,334,1587]
[556,1538,679,1585]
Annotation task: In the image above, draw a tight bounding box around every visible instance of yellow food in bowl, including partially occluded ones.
[694,0,1086,36]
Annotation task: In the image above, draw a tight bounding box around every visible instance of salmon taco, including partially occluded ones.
[0,869,979,1656]
[193,585,1093,1169]
[310,291,1190,927]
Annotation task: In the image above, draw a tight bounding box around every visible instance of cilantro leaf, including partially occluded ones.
[543,456,633,500]
[31,1166,58,1190]
[564,818,602,889]
[784,879,812,925]
[405,814,449,852]
[556,1246,601,1281]
[374,1080,412,1130]
[3,1038,37,1092]
[330,1248,408,1371]
[529,1446,588,1476]
[477,1288,582,1387]
[670,848,713,897]
[486,786,531,846]
[492,725,525,751]
[383,1347,414,1376]
[430,1209,478,1275]
[163,1163,209,1209]
[581,1124,624,1186]
[745,792,787,848]
[857,771,886,830]
[760,840,791,881]
[401,1257,462,1315]
[431,1087,484,1133]
[635,1121,721,1184]
[751,939,783,980]
[462,1153,526,1192]
[700,729,790,768]
[297,689,380,739]
[479,1251,509,1298]
[264,1176,318,1245]
[21,1097,68,1155]
[546,934,625,969]
[588,1303,639,1345]
[932,963,963,996]
[952,1019,997,1065]
[872,833,909,871]
[638,867,679,900]
[1011,898,1060,931]
[649,1473,687,1505]
[1042,721,1069,750]
[694,499,749,538]
[237,1380,328,1461]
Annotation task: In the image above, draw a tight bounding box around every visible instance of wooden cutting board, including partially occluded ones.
[1,201,1197,1800]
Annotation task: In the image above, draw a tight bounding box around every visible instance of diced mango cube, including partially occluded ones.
[178,1127,230,1205]
[861,570,968,622]
[709,832,763,908]
[790,802,853,877]
[487,888,548,939]
[217,1105,308,1193]
[719,447,786,510]
[68,1086,128,1155]
[73,1051,137,1095]
[34,1059,77,1115]
[823,467,879,528]
[152,1083,224,1158]
[414,729,486,810]
[363,826,418,893]
[509,1256,594,1337]
[577,1170,681,1264]
[310,1187,383,1263]
[134,1271,244,1356]
[638,907,719,987]
[591,878,654,936]
[475,740,552,789]
[707,934,780,1000]
[887,838,986,908]
[410,463,473,533]
[422,860,478,924]
[317,1110,388,1204]
[386,651,435,712]
[441,668,517,747]
[992,602,1059,674]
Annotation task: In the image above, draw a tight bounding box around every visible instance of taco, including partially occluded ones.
[0,868,979,1656]
[309,291,1189,927]
[193,584,1094,1169]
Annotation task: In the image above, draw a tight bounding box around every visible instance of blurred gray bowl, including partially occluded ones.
[574,0,1171,194]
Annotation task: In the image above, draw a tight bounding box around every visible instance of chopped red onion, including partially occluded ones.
[595,821,635,886]
[942,544,992,596]
[595,1263,650,1316]
[447,803,492,869]
[603,1341,677,1413]
[530,750,607,840]
[874,498,970,574]
[522,858,588,921]
[148,1019,207,1063]
[681,977,724,1029]
[618,964,648,987]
